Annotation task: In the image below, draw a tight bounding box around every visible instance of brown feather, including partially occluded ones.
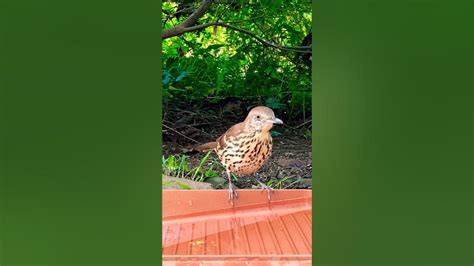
[196,106,282,175]
[216,121,245,148]
[193,142,217,152]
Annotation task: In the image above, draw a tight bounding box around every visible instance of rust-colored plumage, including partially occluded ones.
[195,106,283,204]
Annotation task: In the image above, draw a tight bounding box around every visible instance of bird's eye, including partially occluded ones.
[256,115,261,119]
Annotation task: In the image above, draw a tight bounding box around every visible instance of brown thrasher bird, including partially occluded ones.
[194,106,283,204]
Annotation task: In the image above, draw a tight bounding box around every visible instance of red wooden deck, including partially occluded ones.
[163,189,312,265]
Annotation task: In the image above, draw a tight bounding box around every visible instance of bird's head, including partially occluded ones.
[245,106,283,132]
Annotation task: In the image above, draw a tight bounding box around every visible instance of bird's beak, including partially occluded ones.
[271,117,283,124]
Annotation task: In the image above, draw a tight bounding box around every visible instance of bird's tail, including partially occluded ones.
[193,142,217,152]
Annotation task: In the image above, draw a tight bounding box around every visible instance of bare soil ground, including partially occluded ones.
[163,103,312,189]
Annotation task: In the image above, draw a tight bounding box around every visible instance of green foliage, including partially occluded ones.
[190,151,213,182]
[231,173,239,182]
[162,154,189,178]
[266,176,302,189]
[162,152,220,182]
[162,180,195,190]
[270,130,282,137]
[266,176,289,189]
[304,129,312,141]
[176,182,192,190]
[162,1,312,123]
[265,96,285,110]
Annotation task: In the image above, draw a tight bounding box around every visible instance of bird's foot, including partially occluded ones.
[228,183,238,205]
[257,180,274,201]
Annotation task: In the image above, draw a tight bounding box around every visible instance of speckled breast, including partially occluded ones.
[216,131,273,175]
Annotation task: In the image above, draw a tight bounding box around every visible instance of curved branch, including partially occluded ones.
[164,21,312,53]
[162,0,311,53]
[162,0,214,39]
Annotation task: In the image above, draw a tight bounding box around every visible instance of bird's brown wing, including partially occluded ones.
[193,122,246,152]
[216,121,245,149]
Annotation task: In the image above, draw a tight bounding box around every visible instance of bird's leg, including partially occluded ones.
[255,173,274,201]
[226,169,238,205]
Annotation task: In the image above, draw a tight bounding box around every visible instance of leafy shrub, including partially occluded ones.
[162,1,312,124]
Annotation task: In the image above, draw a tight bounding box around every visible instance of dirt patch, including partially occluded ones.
[163,105,312,189]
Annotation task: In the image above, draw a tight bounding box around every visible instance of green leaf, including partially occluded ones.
[271,130,282,137]
[204,167,218,177]
[265,97,285,110]
[177,182,192,190]
[175,70,191,82]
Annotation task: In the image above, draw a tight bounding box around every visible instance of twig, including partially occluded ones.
[168,6,194,19]
[295,119,312,129]
[163,123,203,144]
[185,125,215,138]
[163,0,214,39]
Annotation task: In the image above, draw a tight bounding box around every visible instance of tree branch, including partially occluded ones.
[162,0,214,39]
[162,0,311,54]
[166,21,312,53]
